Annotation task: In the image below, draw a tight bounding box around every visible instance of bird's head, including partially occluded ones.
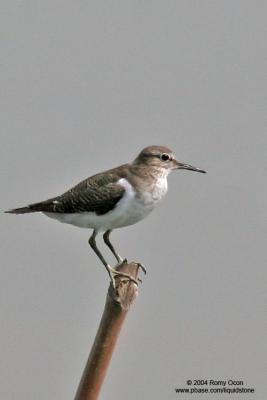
[133,145,206,174]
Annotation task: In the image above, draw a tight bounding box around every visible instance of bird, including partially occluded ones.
[6,145,206,286]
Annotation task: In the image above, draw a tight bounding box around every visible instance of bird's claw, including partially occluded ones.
[111,260,146,286]
[108,267,138,288]
[137,262,147,275]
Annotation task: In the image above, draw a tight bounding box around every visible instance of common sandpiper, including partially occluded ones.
[6,145,206,286]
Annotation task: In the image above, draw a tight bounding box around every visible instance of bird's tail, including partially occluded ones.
[5,205,40,214]
[5,198,57,214]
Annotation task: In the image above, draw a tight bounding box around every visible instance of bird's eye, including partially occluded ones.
[160,153,171,161]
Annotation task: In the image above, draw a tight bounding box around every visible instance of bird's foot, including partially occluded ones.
[111,259,146,285]
[107,266,138,288]
[114,258,146,275]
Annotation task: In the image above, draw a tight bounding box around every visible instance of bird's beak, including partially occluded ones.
[174,160,206,173]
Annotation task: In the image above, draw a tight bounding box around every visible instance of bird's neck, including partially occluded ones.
[129,163,169,194]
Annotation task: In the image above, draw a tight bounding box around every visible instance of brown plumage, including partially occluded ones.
[6,165,129,215]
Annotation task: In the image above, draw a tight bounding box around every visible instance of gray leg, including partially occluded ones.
[103,229,124,264]
[89,230,110,271]
[88,230,137,287]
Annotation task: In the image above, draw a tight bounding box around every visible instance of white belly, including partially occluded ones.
[44,176,168,231]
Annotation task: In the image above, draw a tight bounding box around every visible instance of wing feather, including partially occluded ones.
[6,164,128,215]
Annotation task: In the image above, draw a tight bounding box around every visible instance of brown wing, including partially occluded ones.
[6,165,128,215]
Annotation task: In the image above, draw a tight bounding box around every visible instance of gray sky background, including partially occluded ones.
[1,1,266,399]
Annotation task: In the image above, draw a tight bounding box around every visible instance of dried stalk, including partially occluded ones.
[74,261,143,400]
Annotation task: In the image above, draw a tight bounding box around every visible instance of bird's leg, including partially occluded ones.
[88,230,137,287]
[103,229,125,264]
[103,230,146,283]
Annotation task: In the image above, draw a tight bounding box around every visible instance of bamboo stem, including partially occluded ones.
[74,261,142,400]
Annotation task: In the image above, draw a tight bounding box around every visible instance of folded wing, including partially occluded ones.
[6,168,126,216]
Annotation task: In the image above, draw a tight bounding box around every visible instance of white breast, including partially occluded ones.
[113,178,154,227]
[151,174,168,202]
